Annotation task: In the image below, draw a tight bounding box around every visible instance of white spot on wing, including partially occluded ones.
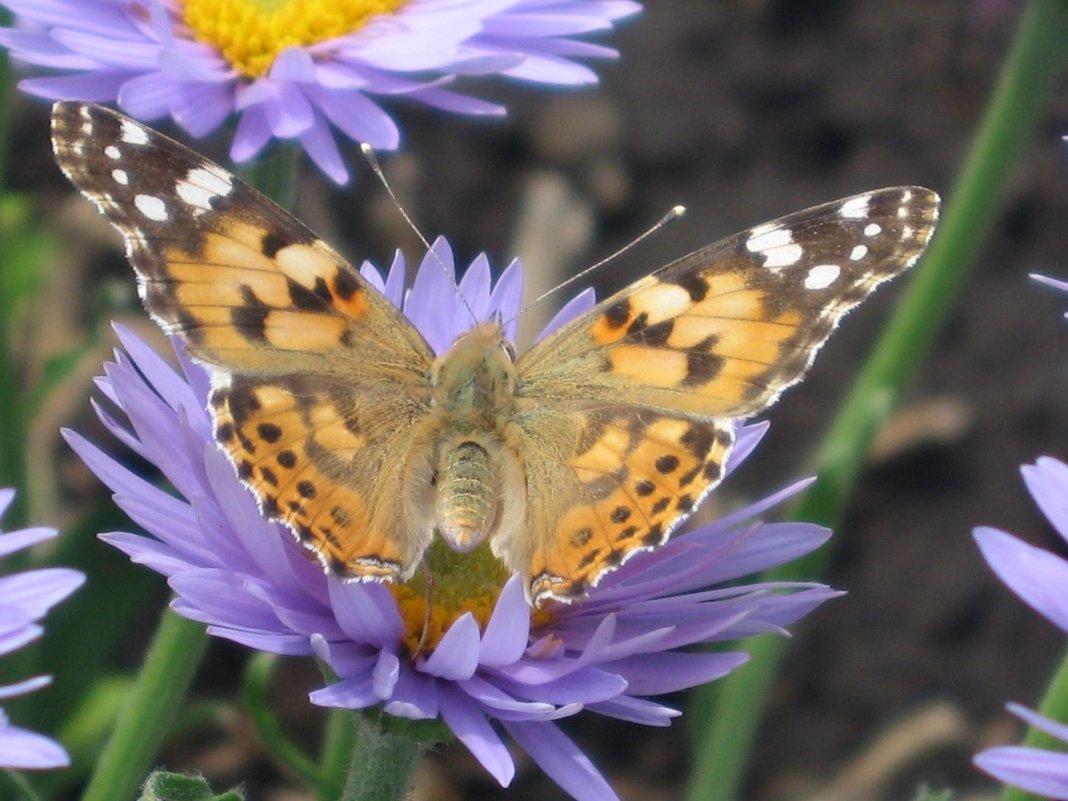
[746,226,792,252]
[747,221,779,239]
[111,168,129,186]
[176,167,233,212]
[762,243,804,269]
[104,145,122,160]
[840,195,871,219]
[804,263,840,290]
[864,223,882,237]
[849,244,868,261]
[120,118,150,146]
[134,194,168,221]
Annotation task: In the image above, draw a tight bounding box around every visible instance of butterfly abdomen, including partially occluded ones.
[435,440,498,552]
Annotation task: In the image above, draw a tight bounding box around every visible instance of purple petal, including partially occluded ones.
[0,675,52,701]
[421,613,481,681]
[310,674,379,709]
[19,71,130,101]
[975,527,1068,633]
[488,257,525,325]
[504,720,619,801]
[0,570,84,618]
[230,104,273,163]
[607,651,748,695]
[440,685,515,786]
[383,665,439,720]
[1022,457,1068,544]
[0,722,70,769]
[587,695,680,726]
[0,527,57,559]
[479,576,530,667]
[537,287,596,341]
[976,745,1068,798]
[329,582,404,647]
[298,116,350,185]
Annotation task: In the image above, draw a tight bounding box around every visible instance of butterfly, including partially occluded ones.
[52,102,939,607]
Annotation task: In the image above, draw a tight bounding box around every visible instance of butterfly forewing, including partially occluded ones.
[50,101,433,380]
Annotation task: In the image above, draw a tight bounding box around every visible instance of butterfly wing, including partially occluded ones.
[510,187,939,603]
[51,102,433,382]
[52,102,437,582]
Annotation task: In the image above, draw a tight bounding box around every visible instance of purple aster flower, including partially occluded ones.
[0,490,85,770]
[0,0,640,184]
[68,241,838,801]
[973,456,1068,798]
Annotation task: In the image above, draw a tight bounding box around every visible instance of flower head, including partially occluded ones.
[972,275,1068,798]
[70,240,837,801]
[973,456,1068,799]
[0,0,640,183]
[0,490,85,770]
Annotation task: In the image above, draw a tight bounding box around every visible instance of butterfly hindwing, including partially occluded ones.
[211,374,435,579]
[500,407,735,603]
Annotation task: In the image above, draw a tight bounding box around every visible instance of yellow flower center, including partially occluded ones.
[390,539,554,657]
[182,0,407,78]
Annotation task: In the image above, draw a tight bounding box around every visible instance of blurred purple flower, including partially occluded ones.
[972,274,1068,797]
[973,456,1068,798]
[0,0,640,183]
[68,240,837,801]
[0,490,84,770]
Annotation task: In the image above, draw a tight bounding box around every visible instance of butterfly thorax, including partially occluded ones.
[424,323,522,554]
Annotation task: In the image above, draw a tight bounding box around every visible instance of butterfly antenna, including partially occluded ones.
[361,143,478,324]
[505,205,687,327]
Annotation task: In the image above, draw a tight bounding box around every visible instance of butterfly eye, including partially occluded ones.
[500,341,517,362]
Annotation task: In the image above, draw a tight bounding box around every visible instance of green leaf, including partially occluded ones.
[911,786,953,801]
[138,771,244,801]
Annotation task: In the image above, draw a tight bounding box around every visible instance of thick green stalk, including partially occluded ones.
[1003,646,1068,801]
[686,2,1068,800]
[80,611,207,801]
[318,709,357,801]
[336,712,423,801]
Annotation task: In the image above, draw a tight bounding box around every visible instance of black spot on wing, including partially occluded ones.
[231,285,269,343]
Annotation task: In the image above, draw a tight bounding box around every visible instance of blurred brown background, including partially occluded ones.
[7,1,1068,799]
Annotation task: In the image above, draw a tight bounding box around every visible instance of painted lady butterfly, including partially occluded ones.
[52,102,939,606]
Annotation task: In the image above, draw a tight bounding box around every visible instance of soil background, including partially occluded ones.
[9,2,1068,800]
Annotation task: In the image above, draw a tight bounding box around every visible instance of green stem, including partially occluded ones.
[687,2,1068,800]
[1003,645,1068,801]
[242,653,320,787]
[318,708,357,801]
[80,610,207,801]
[1,770,43,801]
[333,712,423,801]
[237,141,301,211]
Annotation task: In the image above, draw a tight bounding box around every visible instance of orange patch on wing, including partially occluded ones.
[262,311,349,351]
[607,345,689,385]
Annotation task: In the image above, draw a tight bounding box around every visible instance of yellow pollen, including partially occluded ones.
[388,539,554,657]
[182,0,407,78]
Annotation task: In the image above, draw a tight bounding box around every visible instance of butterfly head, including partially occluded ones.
[430,321,518,413]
